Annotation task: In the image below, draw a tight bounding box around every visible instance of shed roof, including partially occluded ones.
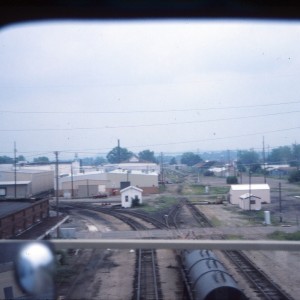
[230,184,270,191]
[239,193,261,200]
[0,169,52,174]
[0,181,31,185]
[120,186,143,193]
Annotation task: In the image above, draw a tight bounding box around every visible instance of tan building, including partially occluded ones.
[59,170,158,198]
[229,184,270,205]
[0,169,54,198]
[0,263,24,299]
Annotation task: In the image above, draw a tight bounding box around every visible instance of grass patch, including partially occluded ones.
[138,196,178,212]
[210,216,222,227]
[267,230,300,241]
[223,234,244,240]
[182,184,230,195]
[159,184,166,193]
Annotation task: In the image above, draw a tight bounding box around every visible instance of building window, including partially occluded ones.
[250,200,256,204]
[0,188,6,196]
[125,196,129,202]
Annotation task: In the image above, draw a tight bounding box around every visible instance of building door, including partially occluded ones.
[4,287,14,299]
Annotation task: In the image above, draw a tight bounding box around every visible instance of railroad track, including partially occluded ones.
[225,250,293,300]
[63,203,163,300]
[184,200,293,300]
[164,199,185,229]
[134,249,163,300]
[113,209,168,230]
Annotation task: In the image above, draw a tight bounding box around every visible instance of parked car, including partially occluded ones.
[92,193,108,199]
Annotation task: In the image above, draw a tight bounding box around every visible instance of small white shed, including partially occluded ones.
[120,186,143,208]
[239,193,262,210]
[229,184,270,205]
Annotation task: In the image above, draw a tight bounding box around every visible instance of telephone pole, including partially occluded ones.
[279,182,282,223]
[249,171,252,211]
[14,142,17,199]
[71,163,74,198]
[54,151,59,217]
[160,152,164,184]
[262,136,266,183]
[117,139,121,163]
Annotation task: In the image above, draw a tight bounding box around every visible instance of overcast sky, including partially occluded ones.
[0,20,300,160]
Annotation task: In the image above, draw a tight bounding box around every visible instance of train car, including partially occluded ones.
[181,250,247,300]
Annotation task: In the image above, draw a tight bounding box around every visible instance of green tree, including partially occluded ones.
[288,170,300,183]
[94,156,107,165]
[237,150,260,171]
[169,157,177,165]
[17,155,26,162]
[291,144,300,168]
[180,152,202,166]
[33,156,50,163]
[0,156,13,163]
[226,176,238,184]
[106,147,132,163]
[268,146,292,164]
[138,149,157,163]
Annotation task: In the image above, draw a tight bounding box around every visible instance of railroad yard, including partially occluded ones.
[54,169,300,300]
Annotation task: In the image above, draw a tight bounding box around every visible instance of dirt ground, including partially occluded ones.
[195,204,300,300]
[57,209,136,300]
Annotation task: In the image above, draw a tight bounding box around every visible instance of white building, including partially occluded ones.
[0,169,54,198]
[229,184,270,205]
[239,193,262,210]
[59,169,158,197]
[120,186,143,208]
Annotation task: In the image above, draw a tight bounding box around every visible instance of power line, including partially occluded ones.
[0,100,299,115]
[1,109,300,132]
[1,125,297,155]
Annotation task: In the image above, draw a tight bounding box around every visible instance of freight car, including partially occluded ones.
[181,249,247,300]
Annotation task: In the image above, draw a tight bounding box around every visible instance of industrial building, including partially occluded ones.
[0,169,54,199]
[229,184,270,205]
[59,169,159,198]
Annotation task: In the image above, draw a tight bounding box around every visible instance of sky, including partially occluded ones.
[0,19,300,161]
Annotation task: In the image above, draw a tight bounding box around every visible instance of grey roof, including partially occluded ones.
[0,181,31,185]
[0,169,52,174]
[0,201,32,218]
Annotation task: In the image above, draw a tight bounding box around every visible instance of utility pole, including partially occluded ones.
[71,163,74,198]
[14,142,17,199]
[117,139,121,164]
[249,171,252,211]
[160,152,164,184]
[262,136,267,183]
[86,179,89,197]
[279,182,282,223]
[54,151,59,217]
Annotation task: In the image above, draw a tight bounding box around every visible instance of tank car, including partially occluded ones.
[181,249,247,300]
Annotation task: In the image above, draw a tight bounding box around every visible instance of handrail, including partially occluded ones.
[1,239,300,251]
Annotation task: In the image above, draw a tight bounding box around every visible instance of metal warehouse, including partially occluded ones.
[229,184,270,205]
[59,170,159,198]
[0,169,54,199]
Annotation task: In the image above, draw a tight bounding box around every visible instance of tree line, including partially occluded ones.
[1,144,299,168]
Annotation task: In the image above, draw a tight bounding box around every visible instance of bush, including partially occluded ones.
[288,170,300,183]
[132,196,140,207]
[203,170,214,176]
[226,176,238,184]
